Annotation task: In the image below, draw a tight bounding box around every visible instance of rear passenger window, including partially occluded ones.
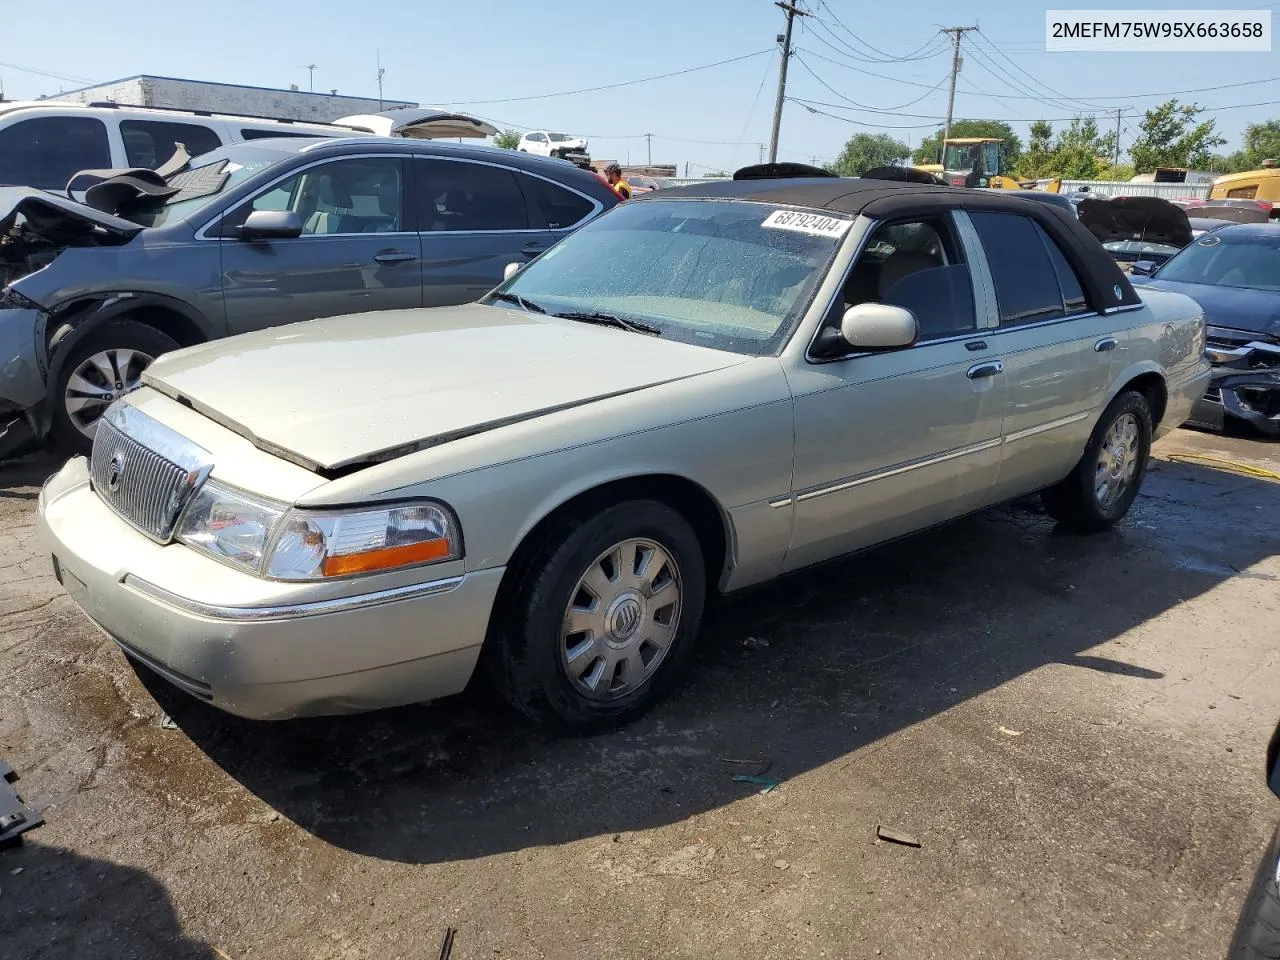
[1041,230,1088,313]
[120,120,222,168]
[970,211,1072,326]
[0,116,110,189]
[416,159,527,231]
[517,173,595,230]
[841,216,977,340]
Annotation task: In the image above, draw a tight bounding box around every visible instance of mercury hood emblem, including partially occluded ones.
[106,451,126,493]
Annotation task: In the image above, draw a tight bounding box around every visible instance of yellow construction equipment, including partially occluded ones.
[1208,160,1280,211]
[913,137,1061,192]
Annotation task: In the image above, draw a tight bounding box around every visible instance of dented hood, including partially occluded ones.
[0,186,144,240]
[1076,196,1193,248]
[141,304,748,472]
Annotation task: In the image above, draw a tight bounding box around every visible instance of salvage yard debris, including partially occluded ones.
[0,758,43,848]
[733,774,782,794]
[876,826,922,848]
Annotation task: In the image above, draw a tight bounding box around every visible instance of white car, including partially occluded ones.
[519,131,589,159]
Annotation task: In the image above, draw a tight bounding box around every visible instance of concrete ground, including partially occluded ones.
[1,429,1277,960]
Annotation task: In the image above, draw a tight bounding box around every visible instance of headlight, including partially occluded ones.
[176,481,461,580]
[178,481,285,573]
[265,502,461,580]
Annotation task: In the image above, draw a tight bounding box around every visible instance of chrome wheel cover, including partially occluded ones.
[1095,412,1140,510]
[64,348,154,439]
[560,537,683,700]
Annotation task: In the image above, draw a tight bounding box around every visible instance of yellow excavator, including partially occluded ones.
[914,137,1061,192]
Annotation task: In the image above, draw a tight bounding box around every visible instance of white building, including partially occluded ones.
[48,75,415,123]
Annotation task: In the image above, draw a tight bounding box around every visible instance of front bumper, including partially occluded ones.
[1159,358,1214,439]
[1186,336,1280,437]
[0,305,46,457]
[37,457,504,720]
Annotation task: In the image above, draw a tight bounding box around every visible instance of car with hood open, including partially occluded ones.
[36,174,1211,731]
[0,135,618,459]
[1131,222,1280,437]
[1075,195,1194,272]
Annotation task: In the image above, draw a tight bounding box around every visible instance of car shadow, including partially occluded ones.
[0,840,220,958]
[0,450,64,495]
[118,456,1280,866]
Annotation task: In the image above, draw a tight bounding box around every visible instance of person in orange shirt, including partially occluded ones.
[602,162,632,201]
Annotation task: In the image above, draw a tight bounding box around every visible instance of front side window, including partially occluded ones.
[225,156,404,235]
[416,160,527,232]
[970,211,1070,326]
[0,116,110,189]
[528,133,547,143]
[493,199,845,355]
[839,216,976,340]
[120,120,222,168]
[548,133,574,143]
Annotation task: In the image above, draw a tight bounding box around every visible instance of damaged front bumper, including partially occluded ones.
[0,304,47,457]
[1187,333,1280,437]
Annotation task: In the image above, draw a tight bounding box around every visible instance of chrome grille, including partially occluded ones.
[89,403,214,542]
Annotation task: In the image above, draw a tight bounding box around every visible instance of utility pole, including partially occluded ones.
[768,1,808,164]
[645,132,653,165]
[1111,107,1127,171]
[375,51,385,110]
[759,143,766,164]
[940,25,978,160]
[305,64,316,92]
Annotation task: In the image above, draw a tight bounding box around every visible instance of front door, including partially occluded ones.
[783,214,1006,572]
[218,155,421,334]
[411,157,559,306]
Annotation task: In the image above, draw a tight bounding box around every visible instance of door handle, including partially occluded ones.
[1094,337,1118,353]
[374,251,417,264]
[521,242,549,255]
[967,360,1004,380]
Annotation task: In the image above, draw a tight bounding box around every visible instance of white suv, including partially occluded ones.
[518,131,590,160]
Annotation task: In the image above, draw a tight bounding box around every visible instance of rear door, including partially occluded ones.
[410,157,556,306]
[963,210,1118,501]
[216,154,422,334]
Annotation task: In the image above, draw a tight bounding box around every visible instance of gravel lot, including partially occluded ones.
[1,428,1278,960]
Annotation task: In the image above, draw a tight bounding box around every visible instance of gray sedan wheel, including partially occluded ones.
[64,348,154,439]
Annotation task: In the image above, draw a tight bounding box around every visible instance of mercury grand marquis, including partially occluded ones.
[37,177,1212,731]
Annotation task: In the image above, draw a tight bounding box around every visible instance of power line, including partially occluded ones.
[446,49,774,105]
[0,60,95,85]
[972,29,1104,111]
[792,54,948,112]
[731,49,778,169]
[813,0,947,62]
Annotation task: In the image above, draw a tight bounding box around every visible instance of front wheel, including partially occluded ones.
[49,319,179,456]
[488,500,707,732]
[1041,390,1153,533]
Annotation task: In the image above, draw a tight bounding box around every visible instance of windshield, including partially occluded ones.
[1156,231,1280,291]
[126,141,302,228]
[548,133,575,143]
[489,199,848,355]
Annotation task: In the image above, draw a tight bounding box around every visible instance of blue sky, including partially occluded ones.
[3,0,1278,172]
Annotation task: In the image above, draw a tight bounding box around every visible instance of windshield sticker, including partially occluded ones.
[761,210,852,238]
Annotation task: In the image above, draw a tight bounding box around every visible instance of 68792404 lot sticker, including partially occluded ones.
[761,210,853,238]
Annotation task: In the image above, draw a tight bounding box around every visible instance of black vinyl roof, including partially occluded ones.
[645,176,1144,310]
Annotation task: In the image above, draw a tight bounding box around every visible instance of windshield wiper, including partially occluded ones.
[488,291,547,314]
[554,311,661,336]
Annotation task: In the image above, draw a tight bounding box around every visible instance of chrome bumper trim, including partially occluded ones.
[122,574,465,622]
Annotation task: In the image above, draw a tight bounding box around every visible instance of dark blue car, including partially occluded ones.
[1131,223,1280,437]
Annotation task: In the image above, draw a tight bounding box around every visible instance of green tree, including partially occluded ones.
[493,129,521,150]
[1015,120,1056,179]
[913,120,1022,169]
[1232,119,1280,171]
[825,132,910,177]
[1128,99,1225,173]
[1052,116,1119,180]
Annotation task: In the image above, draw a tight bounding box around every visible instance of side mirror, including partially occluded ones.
[239,209,304,240]
[1130,260,1157,277]
[840,302,918,350]
[1268,720,1280,799]
[503,262,522,281]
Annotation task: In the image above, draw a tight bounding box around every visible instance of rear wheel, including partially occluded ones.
[488,500,707,732]
[1041,390,1153,533]
[49,320,179,455]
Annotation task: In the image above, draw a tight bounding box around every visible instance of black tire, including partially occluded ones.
[487,500,707,733]
[1227,826,1280,959]
[49,319,179,456]
[1041,390,1153,533]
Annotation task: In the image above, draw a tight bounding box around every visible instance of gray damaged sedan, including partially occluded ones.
[38,177,1211,731]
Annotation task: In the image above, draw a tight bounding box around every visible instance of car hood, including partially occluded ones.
[1077,196,1192,248]
[141,303,749,473]
[0,186,143,241]
[1136,276,1280,339]
[334,108,499,140]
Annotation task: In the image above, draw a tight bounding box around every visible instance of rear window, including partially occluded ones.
[970,211,1081,325]
[120,120,222,168]
[0,116,110,189]
[517,173,595,230]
